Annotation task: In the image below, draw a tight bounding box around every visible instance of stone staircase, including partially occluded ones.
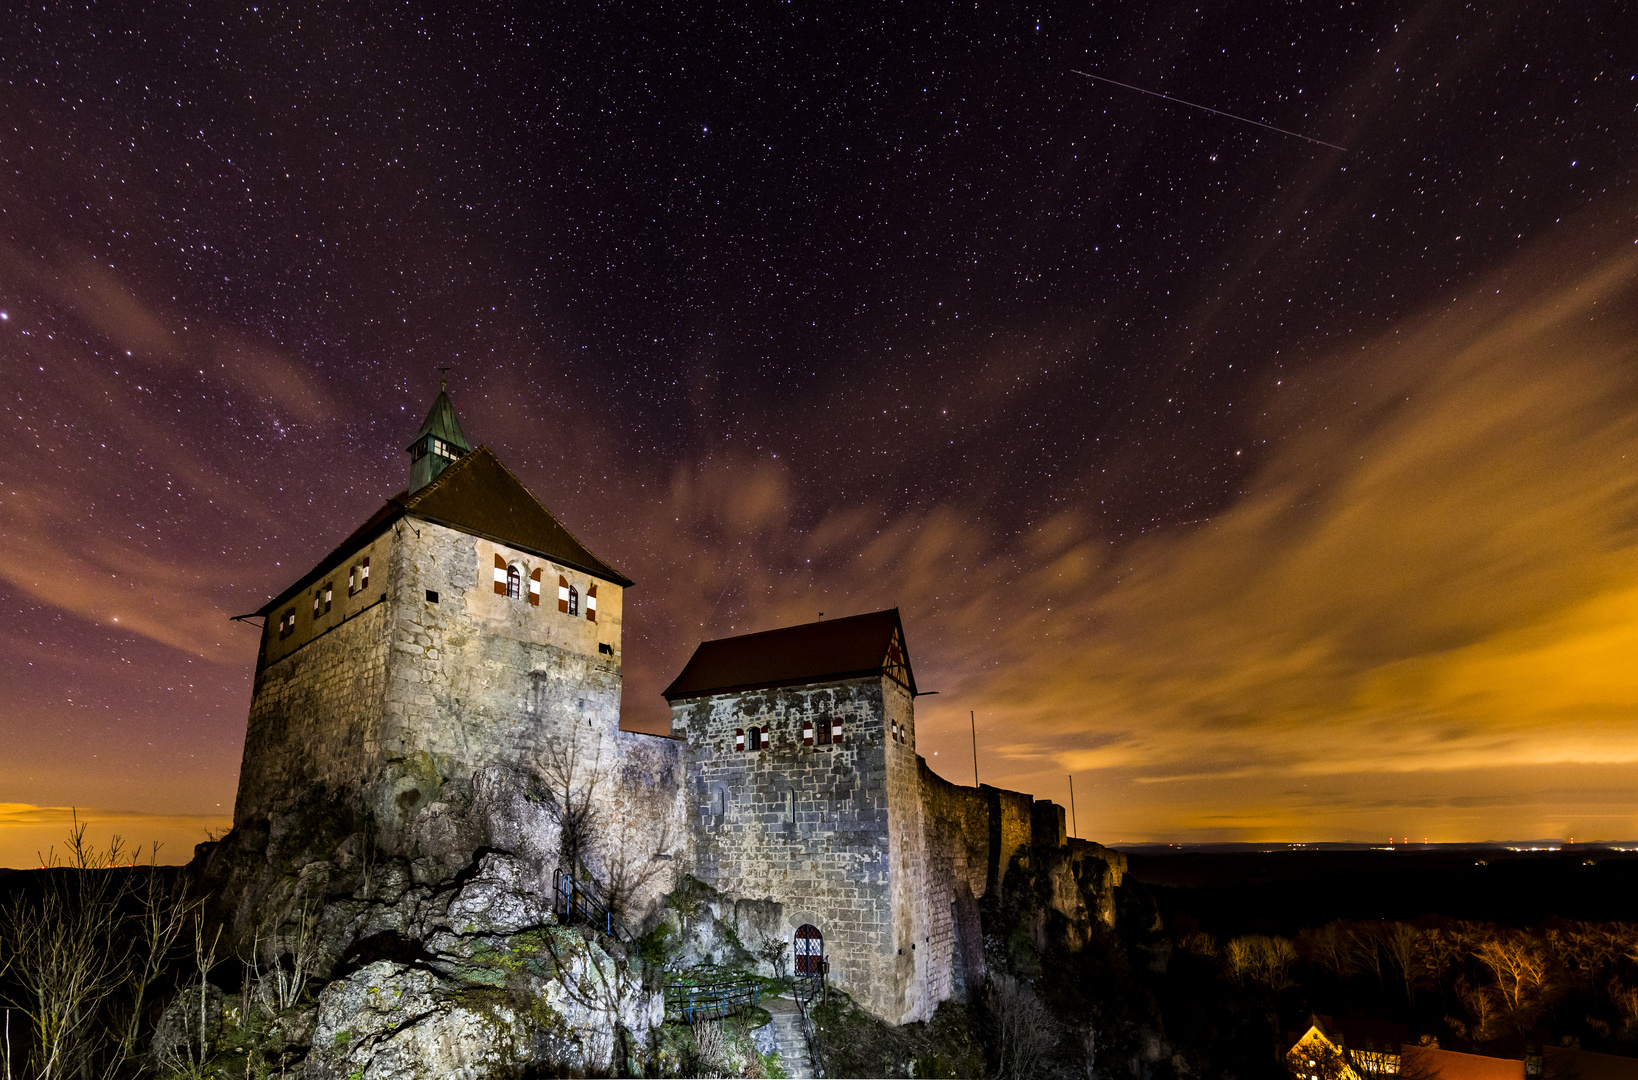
[764,994,816,1078]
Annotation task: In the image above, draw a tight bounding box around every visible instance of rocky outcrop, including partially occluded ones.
[189,810,662,1078]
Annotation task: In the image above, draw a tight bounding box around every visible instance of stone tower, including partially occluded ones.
[663,610,941,1024]
[232,388,669,880]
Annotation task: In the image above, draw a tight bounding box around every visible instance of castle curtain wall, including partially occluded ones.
[882,676,939,1023]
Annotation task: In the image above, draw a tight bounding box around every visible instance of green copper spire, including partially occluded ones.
[405,379,471,493]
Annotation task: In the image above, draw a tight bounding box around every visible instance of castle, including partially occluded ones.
[232,388,1117,1026]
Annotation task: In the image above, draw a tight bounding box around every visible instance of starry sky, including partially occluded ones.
[2,2,1636,866]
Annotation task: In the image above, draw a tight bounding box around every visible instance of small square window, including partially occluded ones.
[425,589,440,604]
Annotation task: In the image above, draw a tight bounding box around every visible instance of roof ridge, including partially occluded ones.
[482,450,630,585]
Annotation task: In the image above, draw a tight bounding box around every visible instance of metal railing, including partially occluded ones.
[552,867,632,943]
[663,973,763,1024]
[791,965,826,1078]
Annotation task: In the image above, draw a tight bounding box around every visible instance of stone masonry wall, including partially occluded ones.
[882,677,937,1023]
[373,520,681,900]
[236,514,682,929]
[233,598,393,828]
[672,676,904,1021]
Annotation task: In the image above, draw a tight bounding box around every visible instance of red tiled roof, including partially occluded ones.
[1399,1046,1525,1080]
[1544,1047,1638,1080]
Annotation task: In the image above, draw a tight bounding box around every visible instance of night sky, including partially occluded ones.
[3,3,1635,866]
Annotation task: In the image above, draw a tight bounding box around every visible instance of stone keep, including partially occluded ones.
[664,611,944,1024]
[233,388,682,898]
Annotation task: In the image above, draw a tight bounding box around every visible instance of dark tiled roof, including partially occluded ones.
[250,445,630,616]
[662,608,915,701]
[397,446,631,586]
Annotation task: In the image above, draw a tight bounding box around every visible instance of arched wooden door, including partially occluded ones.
[794,924,823,976]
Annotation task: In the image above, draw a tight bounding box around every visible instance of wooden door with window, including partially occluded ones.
[795,924,823,976]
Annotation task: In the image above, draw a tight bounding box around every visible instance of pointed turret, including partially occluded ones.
[405,381,471,493]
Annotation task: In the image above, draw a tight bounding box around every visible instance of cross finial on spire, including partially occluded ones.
[437,365,452,392]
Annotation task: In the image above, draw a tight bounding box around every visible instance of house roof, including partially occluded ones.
[662,608,915,701]
[1399,1046,1525,1080]
[1544,1047,1638,1080]
[250,445,630,617]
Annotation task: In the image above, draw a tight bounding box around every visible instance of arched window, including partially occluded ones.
[748,726,764,751]
[506,565,522,600]
[567,584,579,616]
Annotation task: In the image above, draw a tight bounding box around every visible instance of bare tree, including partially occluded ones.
[0,817,191,1080]
[1474,931,1558,1033]
[1226,936,1298,990]
[598,787,676,931]
[1297,922,1354,980]
[1382,923,1420,1006]
[536,731,606,876]
[1351,923,1391,1002]
[990,974,1056,1080]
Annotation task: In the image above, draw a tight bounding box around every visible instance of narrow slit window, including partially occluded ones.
[567,584,579,617]
[785,790,795,823]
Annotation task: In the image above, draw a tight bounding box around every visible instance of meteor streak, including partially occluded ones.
[1071,70,1347,152]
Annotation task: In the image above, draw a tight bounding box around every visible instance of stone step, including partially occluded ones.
[764,996,816,1079]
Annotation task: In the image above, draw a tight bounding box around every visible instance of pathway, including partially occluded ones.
[764,994,815,1079]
